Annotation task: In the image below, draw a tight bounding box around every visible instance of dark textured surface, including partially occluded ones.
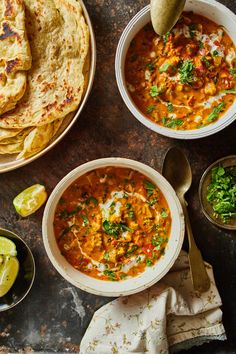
[0,0,236,352]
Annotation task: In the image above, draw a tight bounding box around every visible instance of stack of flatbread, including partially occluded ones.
[0,0,89,159]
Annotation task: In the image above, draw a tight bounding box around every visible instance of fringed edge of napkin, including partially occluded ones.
[170,323,227,353]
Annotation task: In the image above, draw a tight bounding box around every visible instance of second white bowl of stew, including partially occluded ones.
[115,0,236,139]
[42,158,185,296]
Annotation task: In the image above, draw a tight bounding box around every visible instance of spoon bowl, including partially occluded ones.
[162,147,192,197]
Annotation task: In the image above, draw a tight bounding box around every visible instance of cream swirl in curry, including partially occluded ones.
[54,167,171,281]
[125,12,236,130]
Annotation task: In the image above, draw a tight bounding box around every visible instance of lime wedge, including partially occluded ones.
[0,236,17,256]
[13,184,47,217]
[0,256,19,297]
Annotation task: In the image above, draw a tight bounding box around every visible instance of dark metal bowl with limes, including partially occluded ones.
[199,155,236,230]
[0,228,35,312]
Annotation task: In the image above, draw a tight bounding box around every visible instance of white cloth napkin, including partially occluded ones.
[80,251,226,354]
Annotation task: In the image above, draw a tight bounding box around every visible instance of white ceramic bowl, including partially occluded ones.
[42,158,185,296]
[115,0,236,139]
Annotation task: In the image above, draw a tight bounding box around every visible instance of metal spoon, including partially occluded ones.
[150,0,186,36]
[162,147,211,292]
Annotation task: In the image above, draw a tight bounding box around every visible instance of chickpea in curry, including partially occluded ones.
[125,12,236,130]
[54,167,171,281]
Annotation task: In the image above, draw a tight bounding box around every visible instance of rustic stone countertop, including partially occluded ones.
[0,0,236,352]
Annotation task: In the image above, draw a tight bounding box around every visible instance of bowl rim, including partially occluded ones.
[115,0,236,140]
[0,227,36,312]
[0,0,97,174]
[42,157,185,296]
[199,155,236,230]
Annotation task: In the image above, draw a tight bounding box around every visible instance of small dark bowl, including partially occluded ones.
[0,228,35,312]
[199,155,236,230]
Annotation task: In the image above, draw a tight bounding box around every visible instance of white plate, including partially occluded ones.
[0,0,96,173]
[115,0,236,139]
[42,158,185,296]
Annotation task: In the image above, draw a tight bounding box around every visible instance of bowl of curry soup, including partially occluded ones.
[42,158,184,296]
[115,0,236,139]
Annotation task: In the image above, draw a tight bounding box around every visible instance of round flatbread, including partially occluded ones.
[0,0,32,115]
[0,0,89,129]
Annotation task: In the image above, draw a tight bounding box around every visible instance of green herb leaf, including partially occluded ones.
[82,215,89,226]
[128,210,135,219]
[86,196,98,205]
[103,252,110,260]
[167,102,174,112]
[150,85,159,97]
[146,259,152,267]
[222,88,236,94]
[207,102,225,122]
[125,245,138,256]
[229,69,236,76]
[179,60,195,85]
[159,63,170,73]
[146,62,155,72]
[161,208,168,218]
[103,270,117,281]
[146,105,156,113]
[144,180,156,191]
[147,198,158,206]
[212,50,219,56]
[201,56,211,68]
[163,32,170,45]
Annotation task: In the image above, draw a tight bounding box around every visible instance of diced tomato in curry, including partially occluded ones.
[54,167,171,281]
[125,12,236,130]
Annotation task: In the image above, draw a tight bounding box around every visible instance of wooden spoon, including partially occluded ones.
[151,0,186,35]
[162,147,211,293]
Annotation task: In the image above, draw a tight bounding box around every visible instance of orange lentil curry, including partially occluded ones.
[54,167,171,281]
[125,12,236,130]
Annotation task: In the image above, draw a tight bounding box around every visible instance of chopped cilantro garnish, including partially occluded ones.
[199,41,204,49]
[179,60,195,85]
[144,180,156,191]
[146,62,155,72]
[207,166,236,223]
[146,259,153,267]
[128,210,135,219]
[82,215,89,226]
[201,56,211,68]
[150,85,159,97]
[222,88,236,94]
[167,102,174,112]
[86,196,98,205]
[162,117,184,128]
[59,225,75,240]
[103,270,117,281]
[212,50,219,56]
[126,203,132,209]
[207,102,225,122]
[163,31,170,45]
[161,208,168,218]
[229,69,236,76]
[189,23,196,38]
[103,252,110,260]
[103,221,133,238]
[125,245,138,256]
[146,105,156,113]
[159,63,170,73]
[147,198,158,206]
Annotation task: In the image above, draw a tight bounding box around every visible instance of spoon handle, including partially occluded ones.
[179,196,211,293]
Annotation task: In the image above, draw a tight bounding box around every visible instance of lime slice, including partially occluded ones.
[13,184,47,217]
[0,236,17,256]
[0,256,19,297]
